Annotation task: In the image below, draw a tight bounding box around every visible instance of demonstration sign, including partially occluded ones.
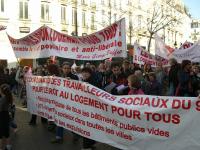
[171,40,200,63]
[26,75,200,150]
[133,43,168,67]
[8,19,126,60]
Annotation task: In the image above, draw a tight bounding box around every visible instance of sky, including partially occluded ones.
[183,0,200,19]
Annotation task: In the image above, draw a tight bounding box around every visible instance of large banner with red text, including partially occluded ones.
[26,75,200,150]
[133,43,169,67]
[8,19,126,60]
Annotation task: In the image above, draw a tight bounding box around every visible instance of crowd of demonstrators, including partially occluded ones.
[0,57,200,150]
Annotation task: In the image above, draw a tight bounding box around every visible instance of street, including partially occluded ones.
[12,100,118,150]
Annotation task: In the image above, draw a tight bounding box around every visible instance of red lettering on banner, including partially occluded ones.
[76,55,90,59]
[147,127,169,138]
[66,123,90,137]
[99,23,118,41]
[111,106,141,120]
[59,91,69,99]
[63,80,116,102]
[75,117,85,126]
[118,97,168,108]
[195,99,200,111]
[57,112,74,121]
[69,93,108,111]
[144,112,180,124]
[115,130,133,141]
[90,112,118,126]
[32,86,59,96]
[172,99,191,110]
[119,123,145,133]
[41,27,79,44]
[86,121,104,131]
[82,47,96,52]
[78,35,101,44]
[26,76,61,86]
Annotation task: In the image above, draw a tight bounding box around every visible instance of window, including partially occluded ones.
[114,0,116,8]
[61,5,66,24]
[91,12,95,29]
[72,7,77,25]
[101,10,105,24]
[19,1,28,19]
[82,10,86,27]
[119,0,122,9]
[127,0,132,6]
[138,15,142,28]
[191,22,199,28]
[82,0,86,5]
[41,2,50,21]
[101,0,104,5]
[114,13,117,22]
[138,0,141,9]
[0,0,4,12]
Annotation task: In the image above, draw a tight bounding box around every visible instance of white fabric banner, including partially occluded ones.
[155,34,200,62]
[8,19,126,60]
[133,42,168,67]
[26,75,200,150]
[155,34,175,60]
[172,40,200,63]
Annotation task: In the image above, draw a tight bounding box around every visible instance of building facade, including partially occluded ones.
[190,19,200,43]
[0,0,191,55]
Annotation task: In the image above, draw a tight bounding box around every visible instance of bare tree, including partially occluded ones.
[146,0,180,51]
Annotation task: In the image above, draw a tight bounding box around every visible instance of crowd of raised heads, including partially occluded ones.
[0,58,199,150]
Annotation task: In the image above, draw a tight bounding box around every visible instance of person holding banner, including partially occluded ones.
[51,62,79,144]
[15,66,29,108]
[81,67,97,150]
[104,61,127,95]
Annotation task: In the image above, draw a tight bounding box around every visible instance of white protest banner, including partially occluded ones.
[26,75,200,150]
[133,42,168,67]
[8,19,126,60]
[155,34,175,59]
[179,41,193,50]
[155,34,200,62]
[171,40,200,63]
